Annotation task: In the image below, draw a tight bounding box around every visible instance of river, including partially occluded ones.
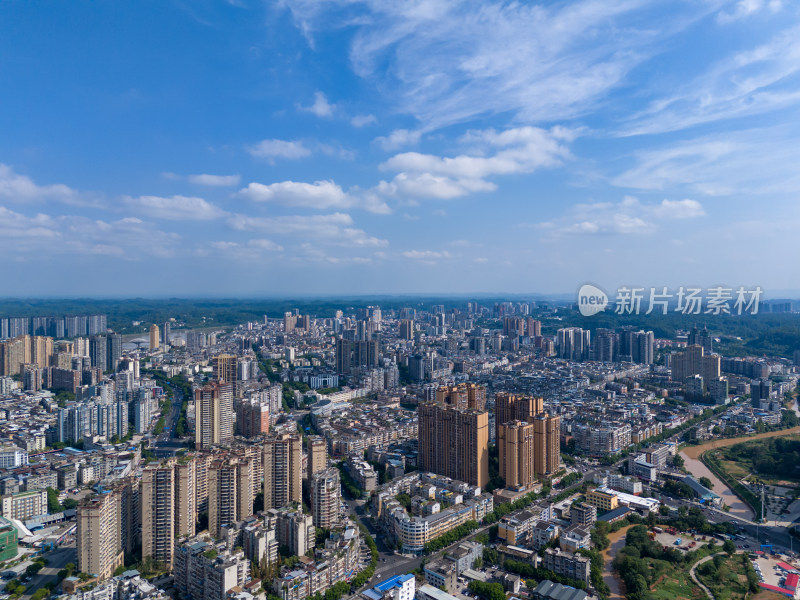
[679,425,800,520]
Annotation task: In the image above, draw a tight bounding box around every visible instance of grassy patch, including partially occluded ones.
[695,554,758,600]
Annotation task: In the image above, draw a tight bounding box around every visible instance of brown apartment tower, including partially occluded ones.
[435,383,487,411]
[495,393,560,482]
[418,402,489,488]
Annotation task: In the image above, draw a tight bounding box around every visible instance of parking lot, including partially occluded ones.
[751,554,800,589]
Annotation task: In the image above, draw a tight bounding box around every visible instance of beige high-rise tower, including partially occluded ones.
[497,420,536,488]
[418,403,489,488]
[306,436,327,480]
[533,414,561,477]
[194,381,234,449]
[263,433,302,509]
[77,490,123,580]
[149,324,160,350]
[494,392,544,439]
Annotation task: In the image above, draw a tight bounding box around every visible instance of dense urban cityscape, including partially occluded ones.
[4,3,800,600]
[0,301,798,600]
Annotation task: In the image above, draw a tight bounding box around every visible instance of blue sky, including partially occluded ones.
[1,0,799,297]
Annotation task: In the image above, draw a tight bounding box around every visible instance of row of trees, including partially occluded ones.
[424,520,479,553]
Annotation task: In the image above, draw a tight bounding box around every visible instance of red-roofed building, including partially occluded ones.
[778,562,798,573]
[784,573,798,590]
[758,583,794,597]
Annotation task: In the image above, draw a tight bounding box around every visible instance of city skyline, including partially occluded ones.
[2,1,800,296]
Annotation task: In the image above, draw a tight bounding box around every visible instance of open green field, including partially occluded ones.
[695,554,758,600]
[710,434,800,485]
[647,561,705,600]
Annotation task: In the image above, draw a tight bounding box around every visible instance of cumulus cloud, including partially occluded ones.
[375,125,573,201]
[0,164,91,206]
[299,91,335,118]
[246,139,311,160]
[187,174,241,186]
[238,179,390,214]
[123,195,226,220]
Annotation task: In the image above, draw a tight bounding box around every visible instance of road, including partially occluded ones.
[689,553,719,600]
[19,546,76,599]
[153,389,189,457]
[679,425,800,520]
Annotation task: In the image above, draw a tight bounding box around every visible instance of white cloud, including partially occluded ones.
[402,249,453,260]
[228,212,388,247]
[351,114,377,127]
[623,24,800,136]
[187,174,241,186]
[299,91,335,118]
[374,129,421,151]
[375,125,572,200]
[612,127,800,197]
[534,196,706,236]
[200,238,284,258]
[0,206,179,258]
[0,164,88,205]
[124,195,226,220]
[246,139,311,160]
[652,199,705,219]
[284,0,699,130]
[238,179,390,214]
[718,0,782,23]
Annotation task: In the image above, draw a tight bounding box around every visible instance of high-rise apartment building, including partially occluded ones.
[106,333,122,371]
[149,324,160,350]
[435,383,487,411]
[556,327,590,361]
[526,318,542,337]
[335,338,379,374]
[235,398,270,438]
[140,458,196,569]
[263,434,302,509]
[418,403,489,488]
[495,392,543,438]
[0,336,54,376]
[141,463,176,568]
[688,325,713,354]
[671,345,721,392]
[311,467,340,529]
[208,458,254,538]
[194,382,234,449]
[306,436,327,480]
[77,490,123,581]
[533,414,561,476]
[497,420,536,488]
[399,320,414,340]
[89,335,107,372]
[213,354,238,385]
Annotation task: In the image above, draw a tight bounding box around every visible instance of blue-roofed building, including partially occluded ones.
[681,476,721,505]
[597,506,631,523]
[363,574,415,600]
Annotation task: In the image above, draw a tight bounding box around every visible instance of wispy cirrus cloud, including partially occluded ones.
[0,206,179,257]
[623,23,800,136]
[187,173,241,186]
[531,196,705,236]
[228,212,388,247]
[283,0,704,130]
[246,138,312,160]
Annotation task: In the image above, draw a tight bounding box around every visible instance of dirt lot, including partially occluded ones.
[653,531,706,552]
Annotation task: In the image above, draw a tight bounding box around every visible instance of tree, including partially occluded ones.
[672,454,685,469]
[699,476,714,489]
[723,539,736,556]
[46,487,63,513]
